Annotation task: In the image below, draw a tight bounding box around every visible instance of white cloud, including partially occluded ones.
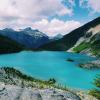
[0,18,81,36]
[80,0,100,13]
[0,0,80,35]
[0,0,81,36]
[0,0,73,20]
[32,19,81,36]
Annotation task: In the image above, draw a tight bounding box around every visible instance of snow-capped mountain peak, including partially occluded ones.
[21,27,48,38]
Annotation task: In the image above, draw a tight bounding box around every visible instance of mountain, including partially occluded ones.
[38,17,100,56]
[0,27,50,49]
[50,34,63,40]
[0,34,24,54]
[54,34,63,39]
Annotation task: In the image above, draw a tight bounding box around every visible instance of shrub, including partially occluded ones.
[89,74,100,99]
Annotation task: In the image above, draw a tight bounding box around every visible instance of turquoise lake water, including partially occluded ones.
[0,51,100,90]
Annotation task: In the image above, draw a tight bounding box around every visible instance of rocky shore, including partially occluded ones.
[0,67,98,100]
[79,59,100,69]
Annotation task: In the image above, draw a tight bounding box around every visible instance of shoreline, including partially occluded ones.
[0,67,98,100]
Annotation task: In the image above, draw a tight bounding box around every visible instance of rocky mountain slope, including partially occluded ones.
[38,17,100,56]
[0,34,24,54]
[0,27,50,49]
[71,25,100,56]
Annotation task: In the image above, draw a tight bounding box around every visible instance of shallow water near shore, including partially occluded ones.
[0,51,99,90]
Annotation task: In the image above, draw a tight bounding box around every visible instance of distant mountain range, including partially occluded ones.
[50,34,63,40]
[0,27,50,49]
[39,17,100,56]
[0,26,64,53]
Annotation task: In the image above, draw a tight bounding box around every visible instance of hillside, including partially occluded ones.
[38,17,100,56]
[0,34,24,54]
[72,27,100,56]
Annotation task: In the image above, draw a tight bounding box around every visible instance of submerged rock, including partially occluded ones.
[67,58,75,62]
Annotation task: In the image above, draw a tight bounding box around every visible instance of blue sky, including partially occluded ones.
[0,0,100,36]
[50,0,100,23]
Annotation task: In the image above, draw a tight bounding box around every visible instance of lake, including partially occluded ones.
[0,51,99,90]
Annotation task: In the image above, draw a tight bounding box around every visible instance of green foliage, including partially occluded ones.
[73,39,100,57]
[93,75,100,88]
[48,78,56,84]
[89,89,100,99]
[73,42,91,53]
[91,40,100,57]
[89,74,100,99]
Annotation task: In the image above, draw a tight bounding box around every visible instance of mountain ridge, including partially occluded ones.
[0,27,50,49]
